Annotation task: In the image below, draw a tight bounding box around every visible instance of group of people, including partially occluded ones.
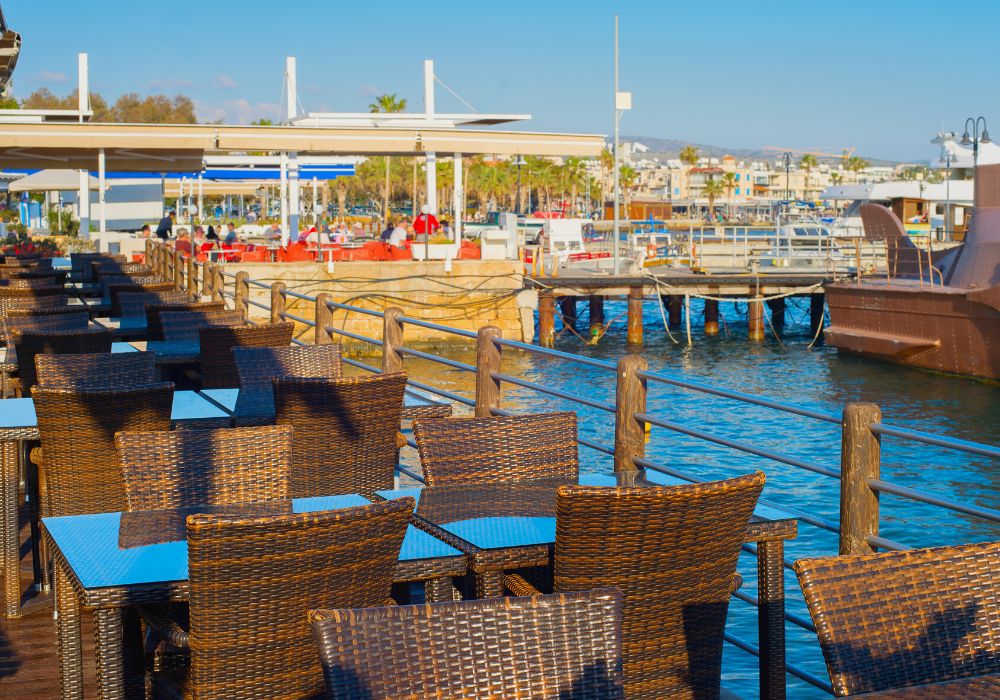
[380,206,447,248]
[145,212,239,254]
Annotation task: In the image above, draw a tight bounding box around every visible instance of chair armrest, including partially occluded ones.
[733,573,743,593]
[138,605,189,648]
[29,446,42,467]
[503,573,542,597]
[395,432,407,449]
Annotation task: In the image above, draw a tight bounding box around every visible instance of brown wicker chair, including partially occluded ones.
[0,308,89,345]
[148,498,413,700]
[11,327,113,396]
[794,541,1000,697]
[413,412,579,486]
[155,307,241,342]
[310,588,625,700]
[273,373,407,497]
[199,322,294,389]
[146,299,226,340]
[31,383,174,518]
[234,344,343,388]
[503,472,766,699]
[35,352,157,389]
[107,281,174,316]
[116,290,191,319]
[116,425,293,511]
[0,293,68,317]
[0,277,62,289]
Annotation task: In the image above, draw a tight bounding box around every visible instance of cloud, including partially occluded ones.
[195,98,281,124]
[359,84,380,97]
[38,70,69,83]
[214,74,237,89]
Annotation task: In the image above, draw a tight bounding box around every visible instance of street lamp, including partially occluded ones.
[782,151,792,201]
[961,116,991,204]
[513,156,527,215]
[939,147,953,240]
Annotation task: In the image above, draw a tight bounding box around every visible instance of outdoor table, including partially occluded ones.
[90,316,149,340]
[0,389,232,619]
[44,494,467,700]
[141,339,201,365]
[0,341,139,387]
[846,675,1000,697]
[377,471,799,700]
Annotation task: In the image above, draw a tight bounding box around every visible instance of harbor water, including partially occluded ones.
[395,295,1000,698]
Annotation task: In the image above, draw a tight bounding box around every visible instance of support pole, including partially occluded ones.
[424,60,438,215]
[538,291,555,348]
[627,286,643,345]
[474,326,502,417]
[667,295,682,327]
[748,294,765,342]
[97,148,106,234]
[704,298,719,336]
[614,354,648,473]
[78,169,90,240]
[279,152,289,245]
[559,297,578,330]
[289,153,300,242]
[589,295,604,339]
[839,403,882,555]
[452,153,463,240]
[767,297,786,334]
[809,293,825,341]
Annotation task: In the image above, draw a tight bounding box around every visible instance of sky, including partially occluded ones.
[4,0,999,161]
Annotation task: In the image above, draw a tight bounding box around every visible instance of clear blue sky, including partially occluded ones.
[5,0,998,161]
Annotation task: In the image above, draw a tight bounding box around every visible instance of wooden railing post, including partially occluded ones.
[839,402,882,555]
[315,292,333,345]
[203,262,215,299]
[235,271,250,320]
[382,307,405,374]
[538,291,555,348]
[614,354,648,473]
[144,238,153,264]
[213,266,225,303]
[173,250,184,289]
[270,282,286,323]
[187,256,198,296]
[474,326,502,417]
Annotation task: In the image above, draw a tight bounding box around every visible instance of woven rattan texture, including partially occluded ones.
[234,344,344,387]
[199,322,295,389]
[158,309,243,342]
[12,328,113,394]
[35,352,157,389]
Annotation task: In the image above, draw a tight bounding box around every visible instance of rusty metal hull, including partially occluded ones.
[825,281,1000,380]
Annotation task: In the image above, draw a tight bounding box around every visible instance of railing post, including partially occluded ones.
[203,262,215,299]
[382,307,405,373]
[187,256,198,296]
[211,264,224,302]
[627,286,644,345]
[270,282,286,323]
[839,402,882,555]
[614,354,648,473]
[235,271,250,320]
[538,291,555,348]
[474,326,502,417]
[144,238,153,264]
[315,292,333,345]
[173,250,184,290]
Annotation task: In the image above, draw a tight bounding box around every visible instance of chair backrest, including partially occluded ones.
[35,352,157,389]
[273,373,407,496]
[0,285,65,301]
[116,290,191,319]
[199,322,294,389]
[12,328,113,395]
[107,281,174,316]
[234,344,343,388]
[0,293,68,318]
[413,412,579,486]
[0,309,88,345]
[310,589,625,700]
[553,472,765,699]
[156,307,241,342]
[32,383,174,517]
[116,425,293,511]
[794,541,1000,696]
[186,498,412,700]
[0,276,60,289]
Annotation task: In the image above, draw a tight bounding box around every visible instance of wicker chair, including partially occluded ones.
[11,328,113,396]
[503,472,766,699]
[234,344,343,388]
[116,290,191,319]
[794,541,1000,697]
[148,498,413,700]
[0,277,62,289]
[0,308,88,345]
[157,302,246,341]
[413,412,579,486]
[199,322,294,389]
[31,383,174,518]
[273,373,407,497]
[116,425,293,511]
[35,352,157,389]
[0,294,68,317]
[145,299,226,340]
[311,588,624,700]
[107,281,174,316]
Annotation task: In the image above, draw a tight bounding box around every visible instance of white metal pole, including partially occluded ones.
[289,154,300,242]
[285,57,297,122]
[77,53,88,121]
[452,153,463,241]
[612,15,621,275]
[424,60,438,215]
[312,176,318,224]
[197,174,204,225]
[280,152,289,244]
[98,147,106,233]
[78,169,91,239]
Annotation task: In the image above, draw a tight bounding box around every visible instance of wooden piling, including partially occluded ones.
[539,291,555,348]
[839,402,882,555]
[667,295,682,327]
[627,286,644,345]
[748,294,765,342]
[614,354,648,473]
[809,293,826,341]
[589,295,604,338]
[475,326,503,417]
[767,297,786,333]
[559,297,578,329]
[704,299,720,336]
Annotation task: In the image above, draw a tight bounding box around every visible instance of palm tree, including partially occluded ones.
[702,178,724,219]
[619,165,638,221]
[721,171,738,220]
[561,157,586,215]
[599,149,614,204]
[368,93,407,219]
[679,145,700,167]
[800,154,818,200]
[846,156,870,183]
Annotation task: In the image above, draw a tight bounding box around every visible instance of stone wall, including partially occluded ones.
[221,260,536,344]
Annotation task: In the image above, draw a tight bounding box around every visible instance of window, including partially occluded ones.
[735,187,741,195]
[735,173,741,181]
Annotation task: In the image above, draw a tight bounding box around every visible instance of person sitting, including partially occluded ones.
[389,220,408,248]
[173,228,192,254]
[139,224,152,239]
[381,221,394,241]
[192,228,208,250]
[413,204,440,238]
[206,224,219,241]
[264,223,282,241]
[224,222,238,245]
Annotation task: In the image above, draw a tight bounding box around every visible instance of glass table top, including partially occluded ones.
[0,390,229,429]
[200,387,449,418]
[44,494,461,589]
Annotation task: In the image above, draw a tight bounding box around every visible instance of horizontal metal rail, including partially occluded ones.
[404,377,476,407]
[638,369,841,424]
[494,337,617,371]
[724,633,833,693]
[291,338,309,347]
[397,314,478,339]
[324,326,384,346]
[866,534,910,551]
[870,422,1000,458]
[324,298,384,317]
[868,478,1000,523]
[341,356,381,373]
[636,413,841,479]
[732,589,817,634]
[247,299,270,311]
[578,437,615,456]
[284,289,317,301]
[396,462,425,484]
[397,346,475,372]
[282,312,315,326]
[247,279,270,289]
[491,372,616,413]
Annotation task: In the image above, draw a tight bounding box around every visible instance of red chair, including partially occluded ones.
[458,241,481,260]
[241,248,268,262]
[389,245,413,261]
[277,245,316,263]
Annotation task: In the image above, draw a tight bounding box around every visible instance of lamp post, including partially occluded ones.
[513,156,526,215]
[782,151,792,201]
[940,148,952,240]
[961,116,991,205]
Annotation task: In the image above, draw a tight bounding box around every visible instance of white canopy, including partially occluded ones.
[8,169,104,193]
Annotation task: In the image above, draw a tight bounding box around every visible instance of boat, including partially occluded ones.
[823,163,1000,381]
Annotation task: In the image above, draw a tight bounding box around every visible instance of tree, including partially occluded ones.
[368,93,407,219]
[800,154,818,200]
[702,178,724,218]
[846,156,869,183]
[561,156,586,216]
[619,165,638,220]
[679,145,700,167]
[721,171,738,219]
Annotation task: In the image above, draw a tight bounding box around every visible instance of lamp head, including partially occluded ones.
[980,128,991,145]
[960,131,972,146]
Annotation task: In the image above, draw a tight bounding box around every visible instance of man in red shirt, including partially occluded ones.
[412,204,440,238]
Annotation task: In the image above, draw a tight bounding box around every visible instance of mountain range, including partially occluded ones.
[621,136,901,166]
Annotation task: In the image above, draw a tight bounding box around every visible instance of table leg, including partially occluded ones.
[757,539,787,700]
[55,558,85,700]
[94,606,127,700]
[474,571,503,599]
[424,576,461,603]
[23,443,44,590]
[1,439,20,618]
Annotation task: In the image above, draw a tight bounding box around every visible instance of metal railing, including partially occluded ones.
[145,240,1000,698]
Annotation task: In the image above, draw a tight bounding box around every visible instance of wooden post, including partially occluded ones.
[627,286,643,345]
[203,263,215,300]
[767,297,786,333]
[538,291,555,348]
[748,294,765,342]
[382,307,405,374]
[839,402,882,555]
[315,292,333,345]
[173,250,184,290]
[809,294,825,341]
[559,297,577,330]
[474,326,502,417]
[187,256,198,297]
[588,295,604,340]
[270,282,286,324]
[704,298,719,336]
[144,238,153,264]
[234,271,250,320]
[614,354,648,473]
[667,295,682,327]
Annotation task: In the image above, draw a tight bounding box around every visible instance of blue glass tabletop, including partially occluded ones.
[200,387,444,413]
[0,390,228,429]
[44,494,461,590]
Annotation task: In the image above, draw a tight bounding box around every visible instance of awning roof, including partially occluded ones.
[164,179,262,196]
[8,169,103,192]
